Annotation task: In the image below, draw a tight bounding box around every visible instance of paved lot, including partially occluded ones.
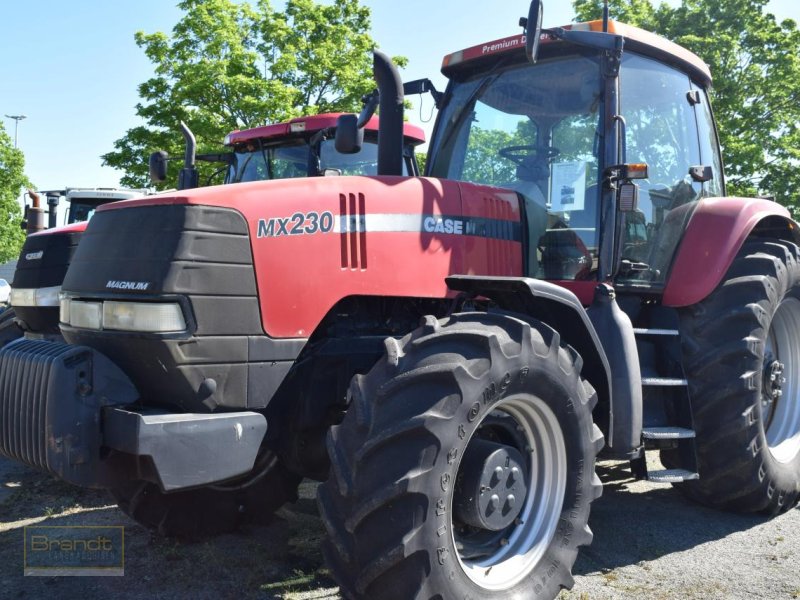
[0,457,798,599]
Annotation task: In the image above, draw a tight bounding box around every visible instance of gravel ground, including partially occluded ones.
[1,456,798,600]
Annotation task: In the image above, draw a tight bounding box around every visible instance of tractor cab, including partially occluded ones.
[427,19,723,296]
[64,188,150,224]
[225,114,425,182]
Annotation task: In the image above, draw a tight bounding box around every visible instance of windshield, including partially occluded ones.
[428,54,604,281]
[226,136,409,183]
[227,140,311,183]
[67,201,102,224]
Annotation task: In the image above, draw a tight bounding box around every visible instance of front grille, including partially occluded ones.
[0,340,76,471]
[60,204,271,411]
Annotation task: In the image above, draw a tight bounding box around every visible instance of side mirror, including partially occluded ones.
[334,114,364,155]
[149,151,168,182]
[525,1,544,63]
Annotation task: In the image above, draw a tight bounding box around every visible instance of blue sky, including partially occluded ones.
[1,0,797,196]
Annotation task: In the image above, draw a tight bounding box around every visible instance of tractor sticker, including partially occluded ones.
[106,280,150,291]
[256,212,520,242]
[423,216,464,235]
[257,211,335,238]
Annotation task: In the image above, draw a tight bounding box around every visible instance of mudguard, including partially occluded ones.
[663,197,799,307]
[446,275,620,450]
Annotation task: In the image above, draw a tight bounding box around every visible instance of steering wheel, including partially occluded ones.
[498,145,560,166]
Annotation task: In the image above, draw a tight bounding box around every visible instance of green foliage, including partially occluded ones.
[414,151,427,175]
[0,123,28,264]
[573,0,800,211]
[104,0,401,188]
[463,128,518,185]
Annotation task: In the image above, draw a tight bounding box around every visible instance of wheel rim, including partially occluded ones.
[764,296,800,464]
[453,394,567,591]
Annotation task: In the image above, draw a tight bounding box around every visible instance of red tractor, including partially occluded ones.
[1,3,798,599]
[1,115,425,345]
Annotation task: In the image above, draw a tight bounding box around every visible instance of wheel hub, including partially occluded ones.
[764,296,800,464]
[762,358,786,425]
[454,438,528,531]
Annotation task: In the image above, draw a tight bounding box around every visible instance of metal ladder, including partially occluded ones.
[630,325,699,483]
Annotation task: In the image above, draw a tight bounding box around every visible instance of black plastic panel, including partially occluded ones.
[12,230,83,334]
[61,204,305,411]
[12,230,82,289]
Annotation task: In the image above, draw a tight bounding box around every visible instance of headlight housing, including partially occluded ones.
[60,298,186,333]
[10,286,62,307]
[103,301,186,332]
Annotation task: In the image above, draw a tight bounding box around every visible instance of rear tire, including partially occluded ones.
[111,450,301,538]
[676,239,800,514]
[318,312,603,599]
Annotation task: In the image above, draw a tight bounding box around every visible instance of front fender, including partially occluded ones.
[446,275,619,450]
[662,197,798,307]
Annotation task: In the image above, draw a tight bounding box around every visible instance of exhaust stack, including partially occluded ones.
[372,51,404,176]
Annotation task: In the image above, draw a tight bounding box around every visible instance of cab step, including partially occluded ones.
[641,377,688,387]
[632,328,679,336]
[647,468,699,483]
[642,427,695,440]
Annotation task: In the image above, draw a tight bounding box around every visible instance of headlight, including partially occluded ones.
[60,295,71,324]
[103,301,186,333]
[60,298,186,333]
[10,286,61,307]
[69,301,103,330]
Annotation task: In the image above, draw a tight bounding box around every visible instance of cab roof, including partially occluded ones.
[225,113,426,147]
[442,20,712,85]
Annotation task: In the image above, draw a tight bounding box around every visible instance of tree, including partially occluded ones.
[574,0,800,211]
[103,0,402,188]
[0,123,28,264]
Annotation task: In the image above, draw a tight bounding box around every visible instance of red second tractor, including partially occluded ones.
[0,2,798,599]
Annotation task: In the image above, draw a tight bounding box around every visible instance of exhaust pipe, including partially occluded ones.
[46,193,60,229]
[372,51,404,176]
[24,189,46,235]
[178,121,199,190]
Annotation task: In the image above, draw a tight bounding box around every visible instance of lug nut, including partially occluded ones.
[488,494,500,513]
[505,494,516,510]
[492,466,504,485]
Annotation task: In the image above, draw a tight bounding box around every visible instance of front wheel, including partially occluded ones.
[0,307,22,348]
[318,312,603,599]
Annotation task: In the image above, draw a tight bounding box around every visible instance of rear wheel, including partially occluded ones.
[676,239,800,514]
[318,312,603,599]
[111,449,301,538]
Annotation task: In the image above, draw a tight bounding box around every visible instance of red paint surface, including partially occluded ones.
[225,113,425,146]
[662,197,794,307]
[99,177,525,338]
[28,221,88,237]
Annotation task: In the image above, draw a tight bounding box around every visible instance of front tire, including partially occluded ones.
[677,239,800,514]
[318,312,603,599]
[0,307,22,347]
